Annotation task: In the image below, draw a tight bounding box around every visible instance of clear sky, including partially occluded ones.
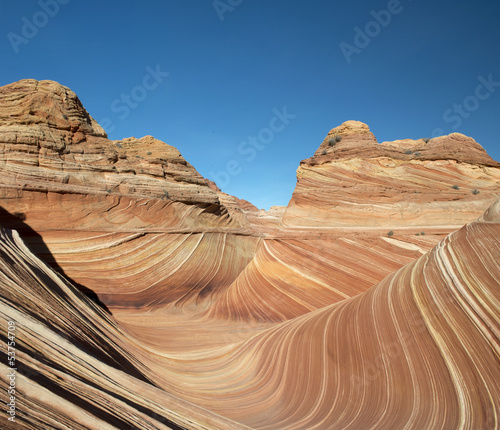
[1,0,499,210]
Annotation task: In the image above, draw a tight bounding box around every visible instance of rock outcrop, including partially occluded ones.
[284,120,500,228]
[0,226,249,430]
[0,80,261,312]
[155,199,499,429]
[0,79,241,233]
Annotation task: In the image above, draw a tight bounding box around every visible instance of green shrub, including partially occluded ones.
[452,185,460,190]
[321,149,327,155]
[147,151,152,155]
[404,150,413,155]
[387,230,394,237]
[422,138,430,143]
[414,151,421,156]
[472,189,480,195]
[421,232,425,236]
[328,135,342,146]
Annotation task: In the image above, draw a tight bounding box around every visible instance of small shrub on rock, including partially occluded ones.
[328,135,342,146]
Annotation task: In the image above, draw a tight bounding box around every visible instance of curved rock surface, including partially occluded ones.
[1,199,498,429]
[153,200,498,429]
[1,81,499,429]
[0,79,260,315]
[0,227,249,430]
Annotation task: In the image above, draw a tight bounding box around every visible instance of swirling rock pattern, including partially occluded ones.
[107,200,500,430]
[1,201,497,429]
[0,227,250,429]
[0,81,499,429]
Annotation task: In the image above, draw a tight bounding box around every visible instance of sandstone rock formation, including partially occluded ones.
[284,120,500,228]
[1,197,498,429]
[0,227,249,430]
[0,80,499,429]
[0,79,243,233]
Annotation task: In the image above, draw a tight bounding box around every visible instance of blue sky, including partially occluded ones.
[1,0,499,210]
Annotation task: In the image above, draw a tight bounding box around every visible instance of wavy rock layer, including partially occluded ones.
[0,80,261,318]
[35,231,261,309]
[2,206,498,429]
[206,232,440,322]
[0,228,247,430]
[125,200,500,430]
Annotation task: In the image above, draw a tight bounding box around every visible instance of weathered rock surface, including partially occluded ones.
[1,81,499,429]
[155,200,499,429]
[0,79,241,232]
[0,80,259,313]
[284,120,500,228]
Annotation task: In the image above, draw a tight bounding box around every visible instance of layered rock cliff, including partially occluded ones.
[284,120,500,228]
[0,80,263,312]
[0,226,249,430]
[0,79,243,232]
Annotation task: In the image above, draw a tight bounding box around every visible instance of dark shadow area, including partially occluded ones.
[0,206,112,315]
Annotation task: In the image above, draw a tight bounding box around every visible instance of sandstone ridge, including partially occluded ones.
[0,79,249,232]
[284,120,500,228]
[310,120,499,167]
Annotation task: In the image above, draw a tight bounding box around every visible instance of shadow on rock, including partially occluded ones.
[0,206,112,315]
